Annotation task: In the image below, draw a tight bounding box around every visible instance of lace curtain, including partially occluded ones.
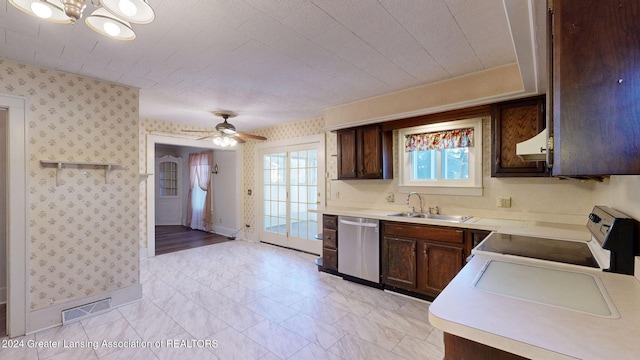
[186,151,213,231]
[405,127,474,152]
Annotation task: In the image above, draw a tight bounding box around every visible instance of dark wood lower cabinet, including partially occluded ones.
[321,214,338,272]
[417,241,464,296]
[381,236,417,288]
[444,333,529,360]
[381,221,468,298]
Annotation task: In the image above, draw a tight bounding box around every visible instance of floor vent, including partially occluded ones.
[61,298,112,325]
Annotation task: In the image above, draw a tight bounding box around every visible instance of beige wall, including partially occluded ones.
[324,63,524,130]
[0,59,139,311]
[593,176,640,220]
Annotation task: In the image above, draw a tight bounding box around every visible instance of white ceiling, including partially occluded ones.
[1,0,527,131]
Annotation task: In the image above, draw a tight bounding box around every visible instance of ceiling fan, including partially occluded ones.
[182,111,267,147]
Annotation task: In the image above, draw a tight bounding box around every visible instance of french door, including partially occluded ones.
[259,140,323,255]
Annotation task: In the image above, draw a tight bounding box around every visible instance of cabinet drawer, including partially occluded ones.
[323,215,338,230]
[323,229,337,249]
[383,222,464,244]
[323,248,337,271]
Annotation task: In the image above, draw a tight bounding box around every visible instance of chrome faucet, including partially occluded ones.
[406,192,423,215]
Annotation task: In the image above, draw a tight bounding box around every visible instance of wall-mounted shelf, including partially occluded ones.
[40,160,122,186]
[139,173,153,181]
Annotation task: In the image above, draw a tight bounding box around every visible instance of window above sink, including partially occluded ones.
[398,118,483,196]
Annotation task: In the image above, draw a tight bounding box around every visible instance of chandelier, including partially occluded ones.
[9,0,155,41]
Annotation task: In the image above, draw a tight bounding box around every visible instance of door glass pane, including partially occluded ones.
[263,152,287,234]
[289,149,318,240]
[158,161,178,196]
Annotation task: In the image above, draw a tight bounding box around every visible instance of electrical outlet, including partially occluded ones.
[496,196,512,208]
[335,191,340,199]
[386,192,395,203]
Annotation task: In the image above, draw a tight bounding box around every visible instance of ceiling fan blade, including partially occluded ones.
[231,135,246,144]
[197,134,217,141]
[182,129,214,133]
[237,132,267,141]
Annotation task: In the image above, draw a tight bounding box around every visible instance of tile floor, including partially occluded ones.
[0,240,444,360]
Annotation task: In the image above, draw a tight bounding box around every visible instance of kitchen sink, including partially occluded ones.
[387,213,471,222]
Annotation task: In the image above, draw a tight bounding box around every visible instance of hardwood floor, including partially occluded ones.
[155,225,231,255]
[0,303,5,338]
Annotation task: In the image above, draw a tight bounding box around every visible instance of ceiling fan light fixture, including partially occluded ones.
[9,0,72,23]
[100,0,155,24]
[212,135,237,147]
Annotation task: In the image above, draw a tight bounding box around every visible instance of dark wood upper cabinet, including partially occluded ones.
[337,129,357,179]
[552,0,640,176]
[337,124,392,180]
[491,96,549,177]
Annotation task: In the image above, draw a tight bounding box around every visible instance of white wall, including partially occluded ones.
[211,150,237,236]
[0,109,6,303]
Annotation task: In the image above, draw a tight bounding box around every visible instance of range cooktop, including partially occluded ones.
[474,233,599,268]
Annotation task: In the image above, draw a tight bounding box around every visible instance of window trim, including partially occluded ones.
[398,118,483,196]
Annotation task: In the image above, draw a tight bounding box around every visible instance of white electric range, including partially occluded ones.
[472,205,638,275]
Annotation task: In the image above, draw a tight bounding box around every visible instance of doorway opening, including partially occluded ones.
[146,135,243,258]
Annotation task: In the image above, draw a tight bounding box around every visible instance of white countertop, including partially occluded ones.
[321,207,591,241]
[429,253,640,360]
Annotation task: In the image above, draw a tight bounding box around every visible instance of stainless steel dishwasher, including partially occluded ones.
[338,216,380,283]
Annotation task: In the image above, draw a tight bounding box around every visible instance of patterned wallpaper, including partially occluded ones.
[0,59,139,311]
[241,117,326,237]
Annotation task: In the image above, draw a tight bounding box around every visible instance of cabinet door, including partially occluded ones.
[323,247,338,272]
[337,129,357,179]
[417,241,463,296]
[381,236,417,290]
[491,96,548,177]
[357,125,382,179]
[553,0,640,175]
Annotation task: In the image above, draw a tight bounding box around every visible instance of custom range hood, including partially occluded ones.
[516,129,550,161]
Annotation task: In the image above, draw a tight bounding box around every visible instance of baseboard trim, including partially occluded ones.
[27,283,142,334]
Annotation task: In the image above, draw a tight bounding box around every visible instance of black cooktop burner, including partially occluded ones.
[476,233,599,268]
